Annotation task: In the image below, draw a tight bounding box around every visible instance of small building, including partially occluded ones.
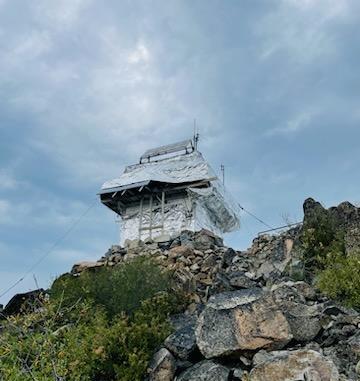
[99,139,240,244]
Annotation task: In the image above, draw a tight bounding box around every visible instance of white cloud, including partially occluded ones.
[265,111,315,136]
[0,171,18,190]
[258,0,351,62]
[128,42,150,64]
[33,0,92,30]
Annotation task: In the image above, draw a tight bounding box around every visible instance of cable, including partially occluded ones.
[0,198,98,299]
[238,203,274,230]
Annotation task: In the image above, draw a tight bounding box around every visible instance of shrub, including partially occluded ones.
[300,210,344,271]
[300,207,360,310]
[0,292,183,380]
[317,252,360,309]
[0,258,186,380]
[51,257,174,318]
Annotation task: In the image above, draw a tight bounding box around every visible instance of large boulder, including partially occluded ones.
[176,360,229,381]
[250,349,339,381]
[2,289,45,317]
[195,289,292,358]
[148,348,176,381]
[71,261,103,274]
[272,283,321,342]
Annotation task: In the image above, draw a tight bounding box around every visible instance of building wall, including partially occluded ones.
[119,193,221,245]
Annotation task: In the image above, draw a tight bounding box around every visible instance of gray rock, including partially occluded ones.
[195,289,292,358]
[271,284,321,343]
[148,348,176,381]
[164,324,197,360]
[228,272,257,289]
[280,301,322,342]
[222,248,236,267]
[176,360,229,381]
[249,349,339,381]
[232,367,244,380]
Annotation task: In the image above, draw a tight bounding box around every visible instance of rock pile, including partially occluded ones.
[68,199,360,380]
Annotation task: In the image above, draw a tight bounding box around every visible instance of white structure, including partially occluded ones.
[99,139,240,245]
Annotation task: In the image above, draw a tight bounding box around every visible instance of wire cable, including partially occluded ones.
[238,203,274,230]
[0,198,98,299]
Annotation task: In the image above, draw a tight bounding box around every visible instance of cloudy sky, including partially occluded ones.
[1,0,359,305]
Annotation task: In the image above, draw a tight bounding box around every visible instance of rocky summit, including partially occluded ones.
[53,198,360,380]
[0,198,348,379]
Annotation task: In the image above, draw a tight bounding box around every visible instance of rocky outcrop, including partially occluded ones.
[195,289,292,358]
[303,197,360,254]
[59,198,360,381]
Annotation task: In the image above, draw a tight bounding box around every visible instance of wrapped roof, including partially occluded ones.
[101,151,216,191]
[99,148,241,234]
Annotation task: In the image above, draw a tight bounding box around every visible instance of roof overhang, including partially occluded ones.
[97,180,151,196]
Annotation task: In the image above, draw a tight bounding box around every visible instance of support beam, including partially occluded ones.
[161,191,165,233]
[138,197,144,240]
[149,195,153,239]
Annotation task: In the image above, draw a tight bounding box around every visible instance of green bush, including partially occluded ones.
[0,258,186,380]
[300,208,360,310]
[317,252,360,309]
[51,257,174,318]
[300,210,344,271]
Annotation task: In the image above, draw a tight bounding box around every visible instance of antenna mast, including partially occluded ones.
[220,164,225,186]
[193,119,199,150]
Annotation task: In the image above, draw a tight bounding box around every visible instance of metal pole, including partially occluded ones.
[220,164,225,186]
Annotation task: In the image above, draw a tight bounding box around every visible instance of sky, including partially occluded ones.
[1,0,360,305]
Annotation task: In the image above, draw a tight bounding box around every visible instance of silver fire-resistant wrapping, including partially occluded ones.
[101,151,241,244]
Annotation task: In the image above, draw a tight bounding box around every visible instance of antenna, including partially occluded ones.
[220,164,225,186]
[193,119,199,150]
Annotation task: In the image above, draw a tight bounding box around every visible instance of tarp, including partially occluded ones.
[100,150,241,234]
[101,151,216,190]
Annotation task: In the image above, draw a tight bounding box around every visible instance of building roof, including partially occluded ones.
[101,151,216,192]
[99,146,241,233]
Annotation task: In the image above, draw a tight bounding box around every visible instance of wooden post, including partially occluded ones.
[161,191,165,233]
[149,194,153,239]
[138,197,143,240]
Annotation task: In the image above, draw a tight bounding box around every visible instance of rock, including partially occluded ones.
[222,248,236,267]
[176,360,229,381]
[169,246,194,259]
[356,360,360,375]
[249,349,339,381]
[288,258,305,281]
[148,348,176,381]
[164,324,197,360]
[281,301,321,342]
[193,230,216,251]
[71,261,103,274]
[180,231,194,248]
[228,272,257,289]
[3,289,45,317]
[202,254,217,268]
[195,289,292,358]
[124,238,143,249]
[232,367,244,379]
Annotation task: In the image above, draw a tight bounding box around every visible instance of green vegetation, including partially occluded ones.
[51,256,174,318]
[317,252,360,309]
[301,210,360,309]
[0,258,186,381]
